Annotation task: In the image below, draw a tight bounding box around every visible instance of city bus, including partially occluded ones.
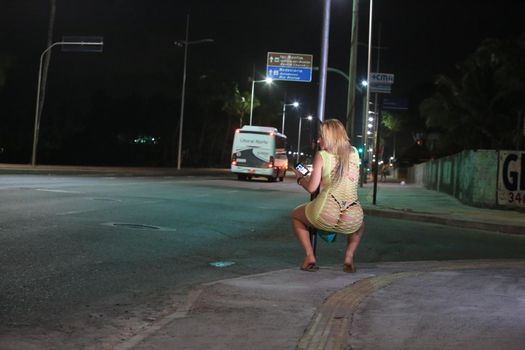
[230,125,288,182]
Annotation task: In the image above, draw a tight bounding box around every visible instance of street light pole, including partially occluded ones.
[317,0,331,124]
[297,117,302,163]
[175,15,213,170]
[31,40,103,166]
[177,15,190,171]
[282,101,299,135]
[346,0,359,141]
[249,78,256,126]
[282,103,287,134]
[249,78,272,126]
[296,115,312,163]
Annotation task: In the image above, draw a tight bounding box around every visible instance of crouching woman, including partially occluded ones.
[292,119,364,272]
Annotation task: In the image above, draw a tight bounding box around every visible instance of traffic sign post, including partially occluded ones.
[368,72,395,206]
[383,97,408,111]
[369,72,394,94]
[266,52,313,82]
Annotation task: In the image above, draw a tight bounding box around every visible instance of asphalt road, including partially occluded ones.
[1,174,524,349]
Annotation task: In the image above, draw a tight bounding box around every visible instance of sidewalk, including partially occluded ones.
[117,260,525,350]
[358,181,525,235]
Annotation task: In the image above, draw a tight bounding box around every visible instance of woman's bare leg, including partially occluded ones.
[343,222,365,272]
[291,204,316,268]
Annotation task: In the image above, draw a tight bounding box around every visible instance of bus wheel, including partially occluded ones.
[237,174,246,181]
[268,176,277,182]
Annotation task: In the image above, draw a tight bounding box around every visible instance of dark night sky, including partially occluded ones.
[1,0,524,157]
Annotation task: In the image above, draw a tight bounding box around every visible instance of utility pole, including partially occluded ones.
[317,0,331,124]
[346,0,359,142]
[310,0,332,255]
[372,22,383,156]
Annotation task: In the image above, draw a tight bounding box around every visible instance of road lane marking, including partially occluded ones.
[35,188,81,193]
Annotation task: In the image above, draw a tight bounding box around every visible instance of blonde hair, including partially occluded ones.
[319,119,353,182]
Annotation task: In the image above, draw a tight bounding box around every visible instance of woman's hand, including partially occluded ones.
[301,153,323,193]
[292,168,303,181]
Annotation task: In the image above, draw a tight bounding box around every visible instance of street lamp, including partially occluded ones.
[31,39,103,166]
[281,101,299,135]
[249,77,272,126]
[297,115,313,163]
[174,14,214,170]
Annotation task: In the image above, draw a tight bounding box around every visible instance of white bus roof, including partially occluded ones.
[239,125,286,138]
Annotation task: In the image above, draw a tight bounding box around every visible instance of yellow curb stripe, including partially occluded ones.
[298,260,525,350]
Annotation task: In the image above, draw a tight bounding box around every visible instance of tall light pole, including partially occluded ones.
[31,39,103,166]
[249,77,272,126]
[346,0,359,141]
[281,101,299,135]
[175,14,213,170]
[296,115,313,163]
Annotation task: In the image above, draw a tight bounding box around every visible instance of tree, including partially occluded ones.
[221,83,258,127]
[381,111,402,159]
[420,35,525,152]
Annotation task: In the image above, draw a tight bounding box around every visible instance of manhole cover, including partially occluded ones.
[209,261,236,268]
[111,223,161,230]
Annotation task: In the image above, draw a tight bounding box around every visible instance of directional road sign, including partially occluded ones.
[266,52,313,82]
[370,72,394,85]
[369,72,394,94]
[370,84,392,94]
[383,97,408,110]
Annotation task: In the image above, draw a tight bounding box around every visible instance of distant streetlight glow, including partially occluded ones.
[249,77,273,126]
[361,80,368,87]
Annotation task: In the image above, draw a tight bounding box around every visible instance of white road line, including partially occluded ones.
[35,188,81,193]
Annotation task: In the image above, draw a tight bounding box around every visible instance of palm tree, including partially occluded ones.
[381,111,402,159]
[421,36,525,151]
[221,83,259,127]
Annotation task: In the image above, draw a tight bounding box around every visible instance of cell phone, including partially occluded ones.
[295,163,310,176]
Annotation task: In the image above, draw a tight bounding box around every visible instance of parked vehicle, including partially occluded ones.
[230,125,288,182]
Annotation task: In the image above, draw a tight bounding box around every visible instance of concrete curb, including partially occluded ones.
[363,207,525,235]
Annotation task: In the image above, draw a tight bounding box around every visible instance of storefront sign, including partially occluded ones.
[498,151,525,207]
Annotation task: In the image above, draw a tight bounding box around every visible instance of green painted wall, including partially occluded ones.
[412,150,499,208]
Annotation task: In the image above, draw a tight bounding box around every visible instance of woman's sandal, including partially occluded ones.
[300,263,319,272]
[343,262,356,273]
